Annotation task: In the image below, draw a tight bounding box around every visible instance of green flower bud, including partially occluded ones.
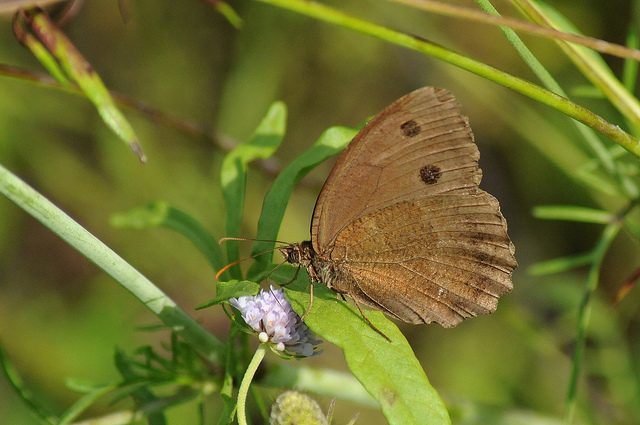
[270,391,328,425]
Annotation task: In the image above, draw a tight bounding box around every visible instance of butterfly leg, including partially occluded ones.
[350,299,392,342]
[273,265,316,322]
[277,264,301,287]
[331,285,392,342]
[300,282,314,321]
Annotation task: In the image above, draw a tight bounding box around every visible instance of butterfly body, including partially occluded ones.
[282,87,517,329]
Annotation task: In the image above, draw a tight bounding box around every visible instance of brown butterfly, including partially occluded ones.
[280,87,516,338]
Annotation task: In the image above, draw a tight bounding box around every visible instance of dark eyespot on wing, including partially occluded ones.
[419,164,441,185]
[400,120,421,137]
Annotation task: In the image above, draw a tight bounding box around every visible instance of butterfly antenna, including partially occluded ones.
[215,239,291,280]
[218,236,289,245]
[215,258,249,279]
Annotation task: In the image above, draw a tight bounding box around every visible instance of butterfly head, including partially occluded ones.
[279,241,316,268]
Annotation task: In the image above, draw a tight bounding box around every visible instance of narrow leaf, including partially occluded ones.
[201,0,244,29]
[532,205,614,223]
[18,8,146,161]
[0,342,57,425]
[110,202,226,278]
[114,350,167,425]
[58,383,116,425]
[247,126,357,278]
[0,163,226,366]
[528,252,593,276]
[221,101,287,278]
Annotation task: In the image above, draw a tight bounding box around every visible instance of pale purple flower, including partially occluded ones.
[229,286,323,357]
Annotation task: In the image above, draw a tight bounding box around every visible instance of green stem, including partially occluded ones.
[564,221,623,423]
[238,344,268,425]
[254,0,640,157]
[0,163,225,365]
[474,0,615,175]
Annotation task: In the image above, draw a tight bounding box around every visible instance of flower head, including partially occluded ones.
[229,286,323,357]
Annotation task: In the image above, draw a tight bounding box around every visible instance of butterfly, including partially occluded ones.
[279,87,517,339]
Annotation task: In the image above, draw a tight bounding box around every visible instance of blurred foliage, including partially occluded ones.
[1,0,640,424]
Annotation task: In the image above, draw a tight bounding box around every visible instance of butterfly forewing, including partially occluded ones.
[312,87,482,251]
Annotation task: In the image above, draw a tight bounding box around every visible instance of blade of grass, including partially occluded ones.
[201,0,244,29]
[58,383,117,425]
[387,0,640,61]
[528,253,593,276]
[512,0,640,133]
[473,0,615,175]
[565,222,623,423]
[0,342,58,425]
[255,0,640,158]
[0,162,225,365]
[12,11,71,86]
[532,205,615,223]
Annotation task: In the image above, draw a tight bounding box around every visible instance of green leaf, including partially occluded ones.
[528,252,593,276]
[196,280,260,309]
[58,382,116,425]
[247,126,357,278]
[111,202,226,278]
[18,8,146,161]
[0,341,57,425]
[221,101,287,278]
[114,350,167,425]
[209,0,244,29]
[218,327,238,425]
[532,205,614,223]
[278,269,450,425]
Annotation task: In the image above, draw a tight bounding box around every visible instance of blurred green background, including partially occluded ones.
[1,0,639,424]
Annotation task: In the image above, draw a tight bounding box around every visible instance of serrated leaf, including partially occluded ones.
[196,280,260,309]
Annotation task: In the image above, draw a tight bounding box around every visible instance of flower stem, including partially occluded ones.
[237,344,268,425]
[564,221,623,423]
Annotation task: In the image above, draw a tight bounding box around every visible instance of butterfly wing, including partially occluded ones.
[311,87,483,252]
[328,194,516,326]
[310,87,516,325]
